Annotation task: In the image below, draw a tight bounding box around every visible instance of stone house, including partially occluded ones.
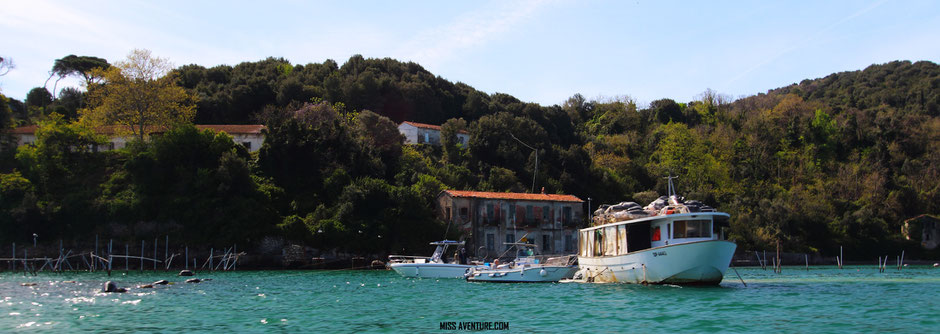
[437,190,584,259]
[902,214,939,250]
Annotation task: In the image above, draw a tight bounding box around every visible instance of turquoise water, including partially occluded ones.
[1,266,938,333]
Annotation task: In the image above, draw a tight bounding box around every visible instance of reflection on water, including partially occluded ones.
[0,266,938,332]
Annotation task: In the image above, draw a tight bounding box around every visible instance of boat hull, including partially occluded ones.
[466,266,578,283]
[577,240,736,285]
[389,263,475,278]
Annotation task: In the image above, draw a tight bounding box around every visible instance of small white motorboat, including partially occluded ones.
[465,243,578,283]
[388,240,477,278]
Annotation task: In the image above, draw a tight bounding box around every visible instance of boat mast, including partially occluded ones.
[664,175,679,197]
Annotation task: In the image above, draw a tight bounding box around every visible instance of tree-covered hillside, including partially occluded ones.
[1,55,937,259]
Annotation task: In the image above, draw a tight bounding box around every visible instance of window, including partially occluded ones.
[506,233,515,250]
[562,207,572,224]
[417,134,424,143]
[459,207,468,218]
[652,226,661,241]
[486,203,495,223]
[526,205,534,223]
[445,208,451,221]
[593,230,604,256]
[242,141,252,150]
[508,204,515,222]
[565,235,574,253]
[674,220,712,238]
[542,205,550,222]
[108,142,115,150]
[486,234,495,251]
[542,235,551,252]
[424,133,430,143]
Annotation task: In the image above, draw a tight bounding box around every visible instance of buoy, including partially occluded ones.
[933,263,938,267]
[178,270,194,276]
[185,278,202,283]
[153,280,169,285]
[539,269,547,277]
[102,281,127,293]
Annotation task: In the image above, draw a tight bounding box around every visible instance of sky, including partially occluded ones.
[2,0,939,107]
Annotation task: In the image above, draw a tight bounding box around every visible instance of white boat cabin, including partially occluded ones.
[579,213,729,258]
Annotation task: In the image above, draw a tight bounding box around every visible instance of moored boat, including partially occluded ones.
[574,177,736,285]
[466,243,578,283]
[388,241,478,278]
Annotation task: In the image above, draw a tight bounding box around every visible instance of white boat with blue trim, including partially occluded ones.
[388,241,477,278]
[465,243,578,283]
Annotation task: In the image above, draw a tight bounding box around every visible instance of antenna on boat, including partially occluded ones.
[664,175,679,197]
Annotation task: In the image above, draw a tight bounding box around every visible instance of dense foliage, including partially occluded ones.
[1,56,937,259]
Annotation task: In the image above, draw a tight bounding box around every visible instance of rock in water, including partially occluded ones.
[102,281,126,293]
[153,280,169,285]
[178,270,194,276]
[185,278,201,283]
[20,283,37,287]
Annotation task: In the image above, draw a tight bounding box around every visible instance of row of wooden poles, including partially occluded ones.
[0,235,244,276]
[753,245,907,273]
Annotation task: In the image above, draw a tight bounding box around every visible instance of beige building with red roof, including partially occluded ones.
[398,121,469,146]
[437,189,584,258]
[9,124,266,152]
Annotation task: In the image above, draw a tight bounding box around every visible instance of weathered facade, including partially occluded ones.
[902,214,939,250]
[9,124,266,152]
[398,121,469,146]
[437,190,584,259]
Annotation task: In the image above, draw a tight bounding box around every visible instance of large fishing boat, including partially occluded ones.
[574,177,736,285]
[388,240,477,278]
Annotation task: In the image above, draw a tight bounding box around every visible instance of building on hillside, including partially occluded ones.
[437,190,584,259]
[398,121,469,146]
[8,124,266,152]
[902,214,939,250]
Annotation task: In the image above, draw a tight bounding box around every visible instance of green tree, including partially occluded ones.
[81,49,195,142]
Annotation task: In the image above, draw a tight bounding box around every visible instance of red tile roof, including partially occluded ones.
[9,124,265,135]
[442,190,583,203]
[400,121,469,134]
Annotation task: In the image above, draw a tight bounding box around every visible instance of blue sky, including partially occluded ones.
[2,0,938,107]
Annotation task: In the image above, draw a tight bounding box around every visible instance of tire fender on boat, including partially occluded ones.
[539,269,547,277]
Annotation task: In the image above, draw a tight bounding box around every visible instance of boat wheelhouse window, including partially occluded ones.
[542,235,551,252]
[486,234,495,251]
[627,222,651,252]
[651,226,661,241]
[674,220,712,238]
[604,226,617,256]
[593,230,604,256]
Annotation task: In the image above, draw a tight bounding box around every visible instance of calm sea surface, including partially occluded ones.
[1,266,938,333]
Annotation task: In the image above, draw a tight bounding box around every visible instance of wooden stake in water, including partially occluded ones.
[125,244,129,273]
[140,240,145,273]
[839,246,843,269]
[153,237,158,272]
[805,254,808,271]
[11,242,15,271]
[900,250,904,271]
[164,236,169,272]
[210,248,213,272]
[185,246,189,270]
[763,250,767,270]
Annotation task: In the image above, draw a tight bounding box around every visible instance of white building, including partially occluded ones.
[398,121,469,146]
[9,124,266,152]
